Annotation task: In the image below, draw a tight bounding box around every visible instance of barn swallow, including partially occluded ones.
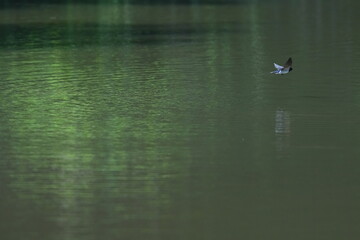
[270,57,293,74]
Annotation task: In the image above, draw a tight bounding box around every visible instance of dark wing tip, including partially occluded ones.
[284,57,292,67]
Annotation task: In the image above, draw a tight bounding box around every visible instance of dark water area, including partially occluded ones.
[1,1,360,240]
[1,0,252,8]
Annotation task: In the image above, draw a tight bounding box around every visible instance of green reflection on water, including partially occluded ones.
[1,1,360,240]
[2,43,195,238]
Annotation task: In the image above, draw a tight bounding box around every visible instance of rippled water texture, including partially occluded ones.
[1,1,360,240]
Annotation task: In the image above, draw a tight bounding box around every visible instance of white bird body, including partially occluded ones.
[270,58,293,75]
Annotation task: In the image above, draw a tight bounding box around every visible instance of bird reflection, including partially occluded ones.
[275,109,291,154]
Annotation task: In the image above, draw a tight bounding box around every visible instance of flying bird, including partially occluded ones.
[270,57,293,75]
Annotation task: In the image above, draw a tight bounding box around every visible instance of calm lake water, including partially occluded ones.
[1,1,360,240]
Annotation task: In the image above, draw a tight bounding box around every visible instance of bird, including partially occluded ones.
[270,57,293,74]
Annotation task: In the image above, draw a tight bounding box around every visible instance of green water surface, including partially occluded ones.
[1,1,360,240]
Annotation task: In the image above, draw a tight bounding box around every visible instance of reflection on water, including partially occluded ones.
[275,108,291,154]
[1,1,360,240]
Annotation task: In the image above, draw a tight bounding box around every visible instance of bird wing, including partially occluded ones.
[274,63,283,69]
[283,57,292,68]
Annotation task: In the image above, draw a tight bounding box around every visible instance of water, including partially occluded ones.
[1,1,360,240]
